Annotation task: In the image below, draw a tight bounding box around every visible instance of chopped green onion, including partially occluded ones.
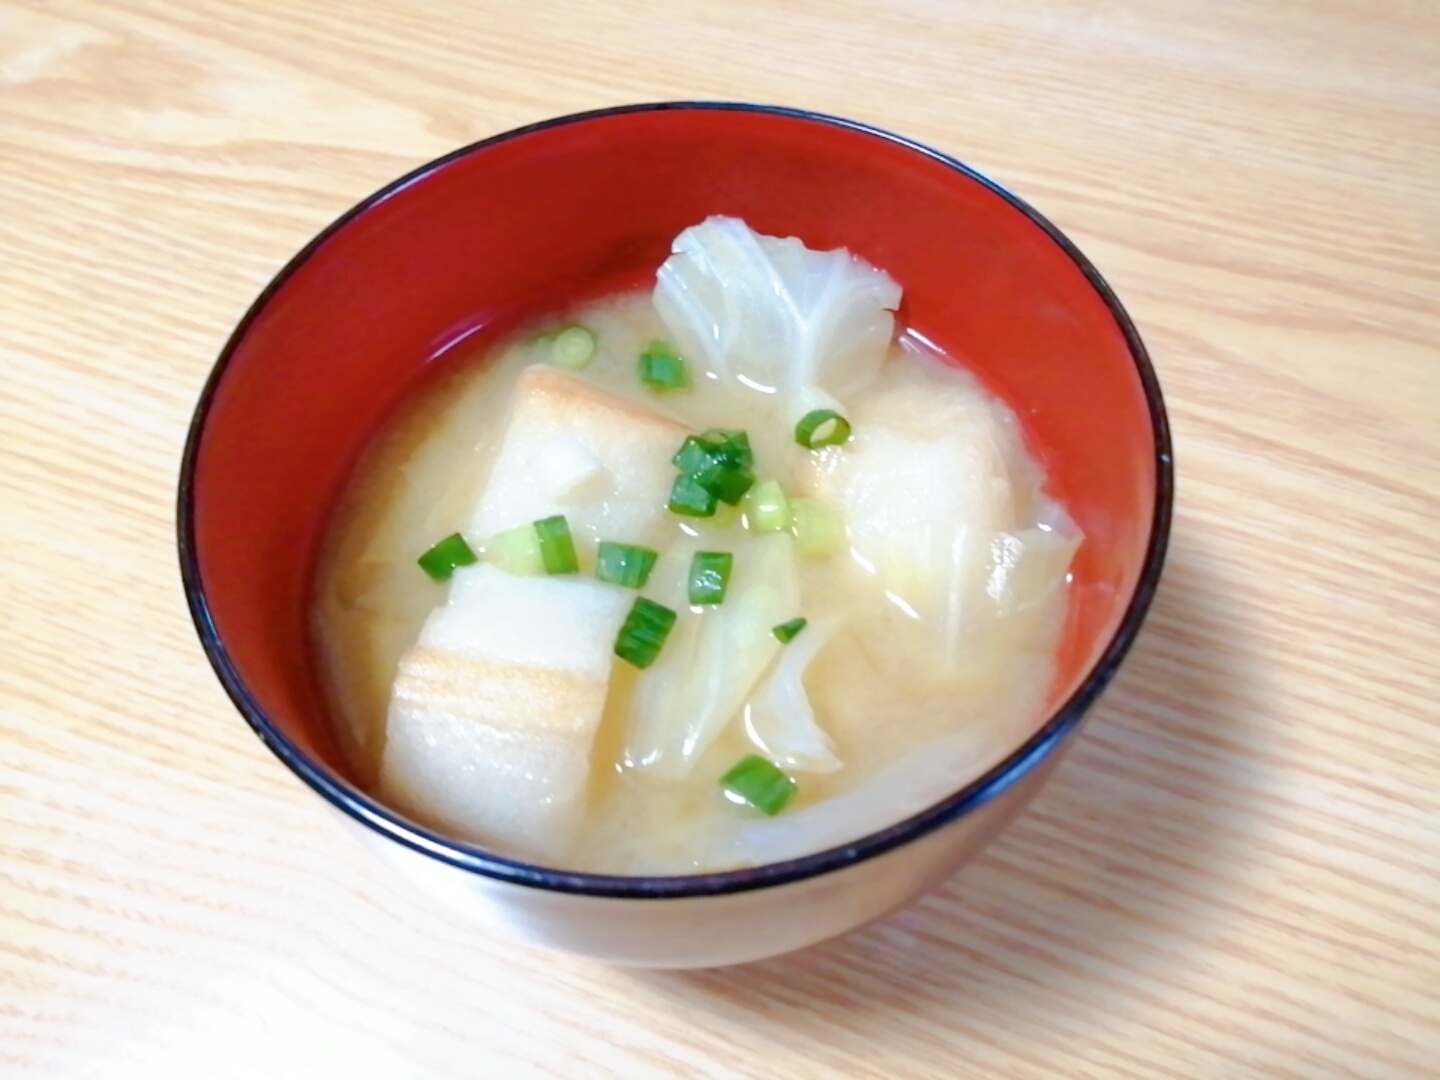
[672,431,754,505]
[795,408,852,449]
[639,340,688,390]
[697,460,755,505]
[699,428,754,469]
[550,325,596,370]
[668,473,718,517]
[640,352,688,389]
[688,551,733,606]
[790,497,845,557]
[772,617,808,643]
[671,429,750,472]
[614,597,678,669]
[741,479,791,533]
[720,755,797,816]
[485,523,545,576]
[722,431,754,468]
[417,532,478,581]
[595,541,658,589]
[534,514,579,575]
[671,434,714,476]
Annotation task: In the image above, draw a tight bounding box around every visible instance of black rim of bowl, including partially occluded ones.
[177,101,1175,900]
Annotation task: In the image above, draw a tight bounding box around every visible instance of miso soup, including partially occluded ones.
[313,217,1080,875]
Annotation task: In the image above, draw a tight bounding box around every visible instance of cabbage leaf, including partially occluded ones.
[625,534,801,778]
[653,216,901,423]
[743,619,842,774]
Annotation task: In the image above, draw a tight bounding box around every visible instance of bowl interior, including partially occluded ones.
[185,105,1161,848]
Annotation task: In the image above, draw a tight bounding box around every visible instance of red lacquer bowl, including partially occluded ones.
[179,103,1172,968]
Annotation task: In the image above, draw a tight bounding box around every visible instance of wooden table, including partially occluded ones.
[3,2,1436,1076]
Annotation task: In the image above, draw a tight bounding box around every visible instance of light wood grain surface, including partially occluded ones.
[2,1,1437,1076]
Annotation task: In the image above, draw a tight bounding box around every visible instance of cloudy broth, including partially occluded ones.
[313,288,1078,874]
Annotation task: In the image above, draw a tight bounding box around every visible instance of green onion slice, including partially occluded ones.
[534,514,579,575]
[698,461,754,505]
[671,434,714,476]
[639,340,688,390]
[417,532,478,581]
[595,541,658,589]
[550,325,596,370]
[702,428,753,469]
[672,429,753,471]
[688,551,733,606]
[668,473,718,517]
[794,409,852,449]
[720,755,797,816]
[741,478,791,533]
[614,597,678,669]
[790,498,845,557]
[485,523,545,576]
[671,430,754,505]
[772,617,808,643]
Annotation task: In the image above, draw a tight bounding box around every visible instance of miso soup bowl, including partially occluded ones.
[179,102,1172,969]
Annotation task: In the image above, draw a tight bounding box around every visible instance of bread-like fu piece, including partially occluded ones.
[794,349,1080,762]
[468,366,689,550]
[378,564,631,860]
[796,349,1044,624]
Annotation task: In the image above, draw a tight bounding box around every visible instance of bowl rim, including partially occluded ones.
[178,100,1174,900]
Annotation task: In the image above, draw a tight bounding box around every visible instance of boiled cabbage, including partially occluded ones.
[653,216,901,424]
[743,618,842,774]
[625,534,801,778]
